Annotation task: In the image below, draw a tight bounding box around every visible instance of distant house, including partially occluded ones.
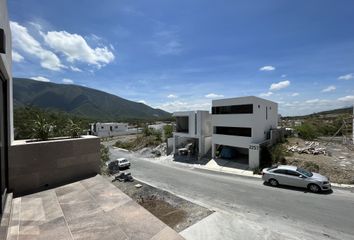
[172,111,212,158]
[90,122,128,137]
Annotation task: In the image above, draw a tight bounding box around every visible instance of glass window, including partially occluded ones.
[273,169,287,174]
[286,170,301,176]
[212,104,253,114]
[214,126,251,137]
[296,167,313,177]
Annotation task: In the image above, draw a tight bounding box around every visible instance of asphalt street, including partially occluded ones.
[110,148,354,240]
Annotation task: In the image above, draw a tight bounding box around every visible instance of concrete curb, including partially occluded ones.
[192,165,262,179]
[331,183,354,189]
[189,163,354,188]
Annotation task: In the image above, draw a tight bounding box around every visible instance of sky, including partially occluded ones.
[8,0,354,116]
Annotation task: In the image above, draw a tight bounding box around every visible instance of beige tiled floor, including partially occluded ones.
[6,175,184,240]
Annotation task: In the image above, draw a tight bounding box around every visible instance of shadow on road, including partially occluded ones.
[263,181,334,195]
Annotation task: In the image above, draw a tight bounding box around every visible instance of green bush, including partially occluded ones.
[64,119,82,138]
[295,123,318,140]
[31,114,53,141]
[100,144,110,174]
[114,140,136,150]
[163,124,173,139]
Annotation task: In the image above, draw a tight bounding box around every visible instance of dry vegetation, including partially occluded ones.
[284,138,354,184]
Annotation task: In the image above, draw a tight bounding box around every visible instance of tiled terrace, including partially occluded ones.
[5,175,184,240]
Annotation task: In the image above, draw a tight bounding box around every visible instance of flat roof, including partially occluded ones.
[212,96,277,105]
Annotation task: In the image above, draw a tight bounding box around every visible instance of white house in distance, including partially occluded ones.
[172,111,212,158]
[212,96,278,168]
[90,122,128,137]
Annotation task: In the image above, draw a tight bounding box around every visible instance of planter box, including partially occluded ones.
[8,135,100,196]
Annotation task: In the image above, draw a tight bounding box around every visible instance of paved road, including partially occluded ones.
[110,148,354,240]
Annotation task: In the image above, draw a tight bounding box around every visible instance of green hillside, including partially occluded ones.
[13,78,171,121]
[284,107,352,119]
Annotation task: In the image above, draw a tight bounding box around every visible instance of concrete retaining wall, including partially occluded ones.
[8,135,100,196]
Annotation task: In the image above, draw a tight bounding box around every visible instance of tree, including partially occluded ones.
[295,123,318,140]
[163,124,173,139]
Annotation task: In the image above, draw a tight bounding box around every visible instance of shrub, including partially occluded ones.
[303,161,320,173]
[64,119,82,138]
[295,123,318,140]
[31,114,53,141]
[114,140,136,150]
[270,144,289,164]
[163,124,173,139]
[100,144,110,174]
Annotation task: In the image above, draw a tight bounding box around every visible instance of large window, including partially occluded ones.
[212,104,253,114]
[176,116,189,133]
[214,126,252,137]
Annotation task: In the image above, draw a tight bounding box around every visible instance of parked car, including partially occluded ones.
[105,160,120,174]
[117,158,131,169]
[262,165,331,193]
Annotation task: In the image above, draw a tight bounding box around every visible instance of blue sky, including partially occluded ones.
[8,0,354,116]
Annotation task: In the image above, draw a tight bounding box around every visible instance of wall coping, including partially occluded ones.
[11,135,98,146]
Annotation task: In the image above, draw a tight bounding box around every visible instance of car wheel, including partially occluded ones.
[269,179,279,187]
[308,184,321,193]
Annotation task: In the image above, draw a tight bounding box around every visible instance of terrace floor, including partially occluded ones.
[5,175,184,240]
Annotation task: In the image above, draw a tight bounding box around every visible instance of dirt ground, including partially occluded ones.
[285,137,354,184]
[111,178,213,232]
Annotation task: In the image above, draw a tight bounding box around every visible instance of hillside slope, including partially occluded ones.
[13,78,171,121]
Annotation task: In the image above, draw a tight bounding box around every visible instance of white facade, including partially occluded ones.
[0,0,13,143]
[172,111,212,158]
[212,96,278,168]
[90,122,128,137]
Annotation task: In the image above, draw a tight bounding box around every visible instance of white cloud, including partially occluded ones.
[12,50,24,62]
[338,73,354,81]
[259,92,273,97]
[156,100,210,112]
[42,30,115,67]
[30,76,51,82]
[10,21,64,71]
[70,66,82,72]
[338,95,354,102]
[167,94,177,99]
[291,92,299,97]
[321,85,336,93]
[205,93,224,98]
[62,78,74,84]
[269,80,290,91]
[259,65,275,71]
[305,99,330,105]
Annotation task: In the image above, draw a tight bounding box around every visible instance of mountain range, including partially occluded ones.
[13,78,171,121]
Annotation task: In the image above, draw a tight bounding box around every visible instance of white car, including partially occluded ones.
[262,165,331,193]
[117,158,131,169]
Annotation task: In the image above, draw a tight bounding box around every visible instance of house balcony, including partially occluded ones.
[2,175,183,240]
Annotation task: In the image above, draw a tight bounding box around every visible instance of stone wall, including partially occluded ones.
[8,135,100,196]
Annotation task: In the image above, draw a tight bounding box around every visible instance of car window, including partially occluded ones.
[273,169,287,174]
[286,170,300,177]
[296,167,313,177]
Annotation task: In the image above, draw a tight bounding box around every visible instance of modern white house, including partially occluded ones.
[211,96,278,168]
[172,111,212,158]
[90,122,128,137]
